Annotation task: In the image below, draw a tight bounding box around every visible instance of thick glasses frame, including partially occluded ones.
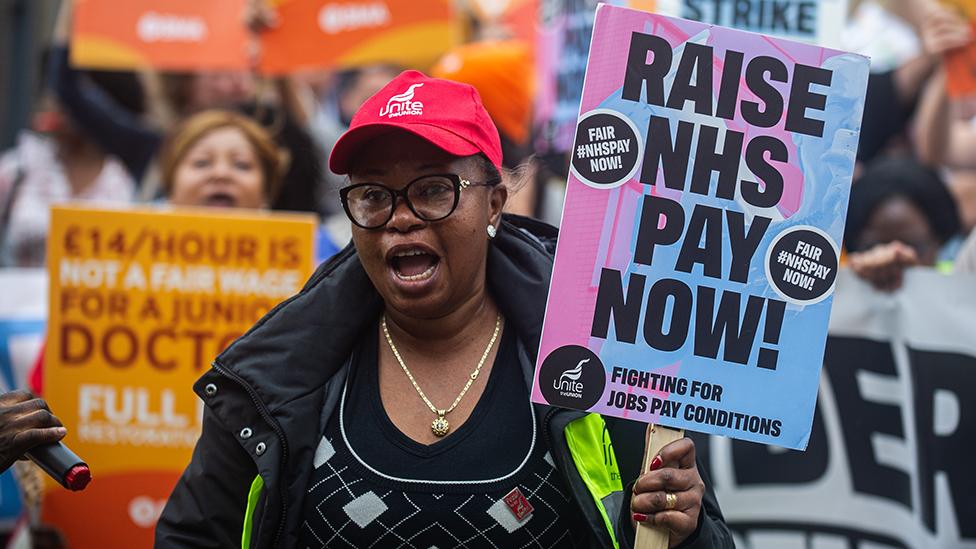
[339,173,499,229]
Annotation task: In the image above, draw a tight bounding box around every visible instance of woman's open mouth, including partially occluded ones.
[202,192,238,208]
[389,247,440,282]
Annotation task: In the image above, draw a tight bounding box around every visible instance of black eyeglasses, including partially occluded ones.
[339,173,499,229]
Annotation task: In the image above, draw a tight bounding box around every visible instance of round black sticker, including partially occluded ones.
[538,345,606,410]
[765,226,839,304]
[570,109,642,189]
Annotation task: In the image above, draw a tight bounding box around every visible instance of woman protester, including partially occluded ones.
[160,109,340,260]
[846,157,961,291]
[160,110,288,210]
[156,72,732,548]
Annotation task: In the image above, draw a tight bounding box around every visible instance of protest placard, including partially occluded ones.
[258,0,458,73]
[71,0,457,73]
[534,0,655,154]
[71,0,250,71]
[655,0,849,47]
[41,206,315,548]
[943,0,976,97]
[700,270,976,548]
[530,4,869,451]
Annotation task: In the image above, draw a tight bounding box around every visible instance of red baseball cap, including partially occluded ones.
[329,70,503,175]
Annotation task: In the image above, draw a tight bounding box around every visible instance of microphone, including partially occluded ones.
[26,442,91,491]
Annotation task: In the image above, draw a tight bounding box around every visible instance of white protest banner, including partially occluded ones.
[656,0,849,47]
[697,270,976,548]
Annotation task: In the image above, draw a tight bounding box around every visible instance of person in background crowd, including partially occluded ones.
[48,0,325,216]
[431,40,569,224]
[910,2,976,231]
[0,97,135,267]
[159,109,340,260]
[843,0,969,169]
[846,157,961,290]
[156,71,732,549]
[311,64,403,241]
[159,110,288,210]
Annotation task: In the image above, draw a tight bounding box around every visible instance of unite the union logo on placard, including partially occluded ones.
[379,83,424,118]
[554,359,587,398]
[539,345,606,410]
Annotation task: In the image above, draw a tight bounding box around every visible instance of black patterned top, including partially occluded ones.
[298,326,587,548]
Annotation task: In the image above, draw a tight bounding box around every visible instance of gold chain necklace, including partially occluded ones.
[381,313,502,437]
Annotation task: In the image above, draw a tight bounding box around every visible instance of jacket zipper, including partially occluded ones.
[212,361,290,548]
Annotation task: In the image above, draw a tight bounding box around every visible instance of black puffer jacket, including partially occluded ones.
[155,214,734,548]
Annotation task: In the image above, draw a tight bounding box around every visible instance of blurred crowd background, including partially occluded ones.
[0,0,975,546]
[2,0,976,273]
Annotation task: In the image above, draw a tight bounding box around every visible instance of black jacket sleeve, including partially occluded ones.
[155,407,257,548]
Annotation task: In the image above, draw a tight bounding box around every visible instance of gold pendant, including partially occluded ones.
[431,412,450,437]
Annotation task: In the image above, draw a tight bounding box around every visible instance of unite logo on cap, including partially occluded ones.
[379,83,424,118]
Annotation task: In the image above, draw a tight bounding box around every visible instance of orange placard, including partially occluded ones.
[71,0,250,71]
[42,206,316,548]
[258,0,459,73]
[945,0,976,97]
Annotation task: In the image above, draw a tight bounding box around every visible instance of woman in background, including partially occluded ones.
[159,110,288,210]
[847,157,961,290]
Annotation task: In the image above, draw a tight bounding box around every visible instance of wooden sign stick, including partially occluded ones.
[633,424,685,549]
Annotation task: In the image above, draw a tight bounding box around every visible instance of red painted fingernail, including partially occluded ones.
[632,512,648,522]
[650,455,662,471]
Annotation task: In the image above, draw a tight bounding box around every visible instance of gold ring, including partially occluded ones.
[665,492,677,510]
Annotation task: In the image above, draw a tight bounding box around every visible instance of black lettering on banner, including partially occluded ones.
[715,49,744,119]
[742,55,788,128]
[785,64,833,137]
[683,0,704,20]
[694,286,764,364]
[824,337,911,509]
[679,0,820,37]
[910,347,976,538]
[689,125,742,199]
[643,278,693,351]
[622,32,672,105]
[731,403,829,484]
[591,269,645,344]
[695,332,976,545]
[742,135,788,208]
[727,211,771,283]
[666,42,715,115]
[640,116,694,189]
[797,1,816,34]
[675,205,724,280]
[634,194,684,266]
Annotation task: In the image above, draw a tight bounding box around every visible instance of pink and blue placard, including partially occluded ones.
[530,4,869,450]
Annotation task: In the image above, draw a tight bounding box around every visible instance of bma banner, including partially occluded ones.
[71,0,250,71]
[530,5,869,450]
[41,206,315,548]
[72,0,458,73]
[698,270,976,548]
[258,0,458,74]
[656,0,849,47]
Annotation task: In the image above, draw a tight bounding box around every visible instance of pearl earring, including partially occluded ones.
[487,225,497,239]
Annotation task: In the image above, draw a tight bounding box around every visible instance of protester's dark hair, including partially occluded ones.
[844,156,960,251]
